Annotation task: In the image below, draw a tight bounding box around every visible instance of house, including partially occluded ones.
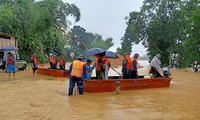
[0,32,17,49]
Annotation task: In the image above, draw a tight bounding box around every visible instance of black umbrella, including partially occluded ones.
[1,46,19,51]
[83,48,105,57]
[104,51,119,59]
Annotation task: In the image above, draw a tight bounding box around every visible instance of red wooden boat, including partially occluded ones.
[37,67,69,77]
[37,66,172,93]
[84,76,172,93]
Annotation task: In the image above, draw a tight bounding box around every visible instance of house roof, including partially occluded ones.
[0,32,14,39]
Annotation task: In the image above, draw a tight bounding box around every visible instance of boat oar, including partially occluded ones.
[111,67,122,76]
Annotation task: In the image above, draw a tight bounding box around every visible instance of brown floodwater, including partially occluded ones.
[0,66,200,120]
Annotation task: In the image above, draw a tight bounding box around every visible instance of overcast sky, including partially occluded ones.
[64,0,146,56]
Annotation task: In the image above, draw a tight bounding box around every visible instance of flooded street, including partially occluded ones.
[0,66,200,120]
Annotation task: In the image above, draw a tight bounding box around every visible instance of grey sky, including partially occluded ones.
[64,0,147,56]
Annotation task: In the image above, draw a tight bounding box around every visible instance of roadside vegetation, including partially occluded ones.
[0,0,113,63]
[0,0,199,68]
[117,0,200,68]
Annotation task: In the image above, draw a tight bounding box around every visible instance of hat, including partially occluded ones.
[134,53,139,58]
[123,53,130,56]
[77,54,84,59]
[86,59,92,63]
[60,55,64,57]
[33,53,37,56]
[156,54,161,59]
[50,53,53,56]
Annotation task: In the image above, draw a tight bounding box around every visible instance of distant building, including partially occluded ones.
[0,32,17,49]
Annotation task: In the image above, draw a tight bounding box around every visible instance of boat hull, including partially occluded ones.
[84,77,172,93]
[37,67,69,77]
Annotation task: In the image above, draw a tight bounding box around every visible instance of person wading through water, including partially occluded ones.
[68,55,87,96]
[31,53,38,77]
[6,52,16,80]
[59,55,65,70]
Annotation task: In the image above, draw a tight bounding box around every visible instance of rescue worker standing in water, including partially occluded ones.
[31,53,38,77]
[131,53,139,79]
[122,53,132,79]
[59,55,65,70]
[68,55,87,96]
[49,53,53,69]
[52,55,57,69]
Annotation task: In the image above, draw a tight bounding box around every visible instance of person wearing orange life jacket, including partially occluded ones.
[122,53,132,79]
[31,53,38,76]
[59,55,65,70]
[68,55,87,96]
[104,58,111,79]
[95,55,106,79]
[131,53,139,79]
[6,52,16,80]
[51,55,57,69]
[49,53,53,69]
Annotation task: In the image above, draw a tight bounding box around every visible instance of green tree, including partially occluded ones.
[182,0,200,66]
[0,0,80,62]
[119,0,190,67]
[68,25,114,59]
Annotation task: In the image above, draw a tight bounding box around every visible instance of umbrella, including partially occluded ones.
[1,46,19,51]
[83,48,105,57]
[104,51,119,59]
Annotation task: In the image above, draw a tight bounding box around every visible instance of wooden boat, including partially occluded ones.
[37,67,172,93]
[84,76,172,93]
[37,67,69,77]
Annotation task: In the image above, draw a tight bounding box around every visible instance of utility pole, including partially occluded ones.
[53,24,88,50]
[31,41,48,59]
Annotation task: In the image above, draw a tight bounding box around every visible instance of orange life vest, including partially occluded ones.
[32,56,38,64]
[71,60,84,78]
[7,56,15,65]
[52,57,57,64]
[124,55,132,70]
[95,57,105,71]
[59,57,65,66]
[49,56,53,62]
